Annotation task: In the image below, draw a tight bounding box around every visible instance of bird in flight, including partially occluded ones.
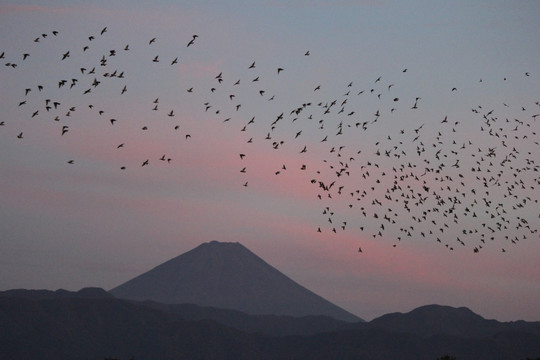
[187,34,198,47]
[3,25,538,257]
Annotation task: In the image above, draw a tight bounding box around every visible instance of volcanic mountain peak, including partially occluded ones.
[110,241,361,322]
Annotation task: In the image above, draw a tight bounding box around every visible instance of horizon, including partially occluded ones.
[1,1,539,323]
[3,239,536,323]
[0,284,526,325]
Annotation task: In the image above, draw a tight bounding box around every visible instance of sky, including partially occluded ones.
[0,0,539,322]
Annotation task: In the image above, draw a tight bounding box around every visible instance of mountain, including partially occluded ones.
[366,304,540,338]
[140,300,351,336]
[1,290,539,360]
[110,241,360,322]
[0,288,350,337]
[0,294,266,360]
[270,326,540,360]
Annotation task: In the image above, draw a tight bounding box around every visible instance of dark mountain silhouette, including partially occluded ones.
[366,304,540,338]
[0,294,266,360]
[140,300,350,336]
[110,241,360,322]
[269,326,540,360]
[1,289,539,360]
[0,287,350,337]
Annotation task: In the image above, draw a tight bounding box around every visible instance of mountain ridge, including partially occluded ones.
[1,290,539,360]
[366,303,540,338]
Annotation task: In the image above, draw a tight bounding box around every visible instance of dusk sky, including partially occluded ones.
[1,1,539,322]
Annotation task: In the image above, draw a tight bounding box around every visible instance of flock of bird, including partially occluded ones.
[2,27,538,254]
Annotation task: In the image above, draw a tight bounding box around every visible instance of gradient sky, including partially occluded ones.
[1,1,539,322]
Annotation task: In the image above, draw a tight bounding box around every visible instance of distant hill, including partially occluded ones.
[0,294,265,360]
[366,304,540,338]
[1,290,539,360]
[110,241,360,322]
[140,300,351,336]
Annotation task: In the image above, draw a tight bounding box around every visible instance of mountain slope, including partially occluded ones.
[110,241,360,322]
[141,300,352,336]
[0,295,269,360]
[1,293,539,360]
[367,304,540,338]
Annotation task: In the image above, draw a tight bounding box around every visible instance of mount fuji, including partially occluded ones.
[110,240,360,322]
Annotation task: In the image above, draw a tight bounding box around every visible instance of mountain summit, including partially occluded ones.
[110,241,360,322]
